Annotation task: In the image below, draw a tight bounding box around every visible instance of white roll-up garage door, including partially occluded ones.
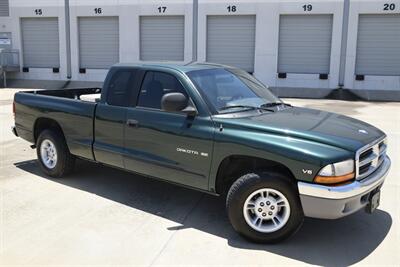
[79,17,119,69]
[206,15,256,73]
[21,18,60,68]
[0,0,9,17]
[355,14,400,76]
[278,15,333,74]
[140,16,184,61]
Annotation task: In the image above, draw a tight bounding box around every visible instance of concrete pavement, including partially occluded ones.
[0,89,399,266]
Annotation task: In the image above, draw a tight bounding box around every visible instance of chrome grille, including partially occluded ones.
[356,137,387,180]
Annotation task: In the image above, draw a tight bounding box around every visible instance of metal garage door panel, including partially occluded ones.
[79,17,119,69]
[21,18,60,68]
[0,0,9,16]
[278,15,333,74]
[140,16,184,61]
[355,14,400,76]
[206,15,256,72]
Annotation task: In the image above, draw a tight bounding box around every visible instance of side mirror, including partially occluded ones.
[161,93,197,116]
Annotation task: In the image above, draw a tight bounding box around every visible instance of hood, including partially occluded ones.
[216,107,385,152]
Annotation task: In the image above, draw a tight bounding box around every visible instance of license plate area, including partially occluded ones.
[366,190,380,214]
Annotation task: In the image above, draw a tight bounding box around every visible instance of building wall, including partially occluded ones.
[69,0,193,81]
[197,0,344,91]
[2,0,66,80]
[0,0,399,96]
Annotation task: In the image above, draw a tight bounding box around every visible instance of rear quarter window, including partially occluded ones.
[106,70,137,106]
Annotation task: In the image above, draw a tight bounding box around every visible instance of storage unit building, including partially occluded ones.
[206,15,256,72]
[140,16,185,61]
[0,0,397,99]
[198,0,344,94]
[21,17,60,69]
[68,0,192,81]
[78,16,119,70]
[0,0,67,80]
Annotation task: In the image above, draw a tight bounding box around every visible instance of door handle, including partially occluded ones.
[126,119,139,128]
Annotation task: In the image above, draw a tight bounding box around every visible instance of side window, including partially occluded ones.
[106,70,136,107]
[137,71,187,110]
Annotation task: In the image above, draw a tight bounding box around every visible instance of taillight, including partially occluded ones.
[12,101,16,118]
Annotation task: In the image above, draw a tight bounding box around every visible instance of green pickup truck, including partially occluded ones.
[12,63,391,243]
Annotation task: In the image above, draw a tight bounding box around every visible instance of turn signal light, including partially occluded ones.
[314,172,355,185]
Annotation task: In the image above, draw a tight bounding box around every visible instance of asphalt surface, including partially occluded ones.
[0,89,399,266]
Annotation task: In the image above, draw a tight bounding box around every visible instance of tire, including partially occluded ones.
[36,129,75,178]
[226,172,304,243]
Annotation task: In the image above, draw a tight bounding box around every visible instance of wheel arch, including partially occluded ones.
[214,155,297,195]
[33,117,67,144]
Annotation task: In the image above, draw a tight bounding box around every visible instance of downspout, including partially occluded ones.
[338,0,350,87]
[65,0,72,79]
[192,0,198,62]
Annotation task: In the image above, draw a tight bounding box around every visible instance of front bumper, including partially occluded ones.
[298,156,391,219]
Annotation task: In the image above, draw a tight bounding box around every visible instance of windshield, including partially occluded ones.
[187,68,281,113]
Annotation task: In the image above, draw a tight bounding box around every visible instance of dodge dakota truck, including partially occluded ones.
[12,63,391,243]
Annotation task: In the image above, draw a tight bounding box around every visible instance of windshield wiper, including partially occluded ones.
[220,105,257,111]
[261,102,292,108]
[219,105,274,113]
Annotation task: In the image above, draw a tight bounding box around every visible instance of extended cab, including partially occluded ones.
[12,63,391,243]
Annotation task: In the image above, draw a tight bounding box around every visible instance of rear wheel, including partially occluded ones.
[226,172,304,243]
[36,130,75,177]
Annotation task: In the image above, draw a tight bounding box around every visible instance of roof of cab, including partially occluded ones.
[112,62,233,73]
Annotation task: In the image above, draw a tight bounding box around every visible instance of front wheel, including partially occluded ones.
[226,172,304,243]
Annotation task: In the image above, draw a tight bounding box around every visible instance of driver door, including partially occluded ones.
[123,71,215,190]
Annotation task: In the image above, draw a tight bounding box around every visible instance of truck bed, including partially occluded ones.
[14,88,102,160]
[22,87,102,100]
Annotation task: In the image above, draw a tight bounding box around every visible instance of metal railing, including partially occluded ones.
[0,49,20,87]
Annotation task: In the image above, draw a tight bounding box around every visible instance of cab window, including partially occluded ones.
[137,71,187,110]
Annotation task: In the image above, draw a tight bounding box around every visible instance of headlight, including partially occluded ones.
[314,159,355,185]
